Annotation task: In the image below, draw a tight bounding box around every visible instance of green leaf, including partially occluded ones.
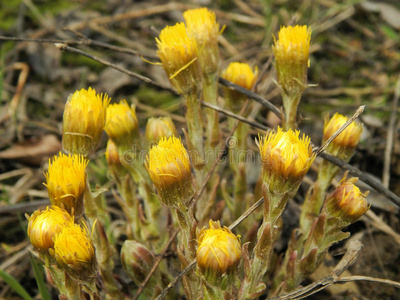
[29,252,51,300]
[0,269,33,300]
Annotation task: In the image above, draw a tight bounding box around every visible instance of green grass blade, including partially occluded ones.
[29,252,51,300]
[0,269,33,300]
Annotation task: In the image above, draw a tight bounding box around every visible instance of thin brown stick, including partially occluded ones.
[55,44,177,95]
[382,76,400,188]
[132,229,179,300]
[0,35,158,59]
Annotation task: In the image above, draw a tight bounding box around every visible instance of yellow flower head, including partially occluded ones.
[273,25,311,96]
[105,100,139,149]
[27,206,73,251]
[259,127,315,195]
[197,220,241,286]
[156,22,201,94]
[222,62,258,110]
[44,152,88,219]
[146,136,193,209]
[323,113,363,161]
[324,173,369,225]
[53,223,96,280]
[62,87,110,156]
[184,7,220,75]
[145,116,177,145]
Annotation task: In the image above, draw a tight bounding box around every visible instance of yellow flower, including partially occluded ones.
[184,7,220,75]
[44,152,88,219]
[259,127,315,196]
[156,22,201,94]
[323,113,363,161]
[27,206,73,251]
[273,25,311,97]
[146,136,193,209]
[145,116,177,145]
[105,100,139,149]
[62,87,110,156]
[324,173,369,225]
[197,220,241,286]
[221,62,258,110]
[53,223,96,280]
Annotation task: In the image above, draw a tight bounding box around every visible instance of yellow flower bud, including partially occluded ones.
[324,173,369,225]
[105,100,139,150]
[145,116,177,145]
[259,127,315,196]
[323,113,363,161]
[273,25,311,97]
[156,22,202,94]
[27,206,73,251]
[53,223,96,281]
[184,7,220,76]
[146,136,193,209]
[44,152,88,219]
[221,62,258,111]
[62,87,110,156]
[196,220,241,286]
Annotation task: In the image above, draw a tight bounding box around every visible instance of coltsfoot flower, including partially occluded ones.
[44,152,88,219]
[324,173,369,225]
[196,220,241,287]
[105,140,127,180]
[273,25,311,97]
[323,113,363,161]
[105,100,139,150]
[27,206,73,251]
[62,87,110,156]
[183,7,220,76]
[222,62,258,110]
[146,136,193,209]
[53,223,96,281]
[145,116,177,145]
[156,22,201,94]
[259,127,315,196]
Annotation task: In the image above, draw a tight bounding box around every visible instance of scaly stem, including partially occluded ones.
[239,190,291,299]
[282,92,301,131]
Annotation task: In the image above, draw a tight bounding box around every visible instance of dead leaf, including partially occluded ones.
[0,135,61,166]
[360,2,400,29]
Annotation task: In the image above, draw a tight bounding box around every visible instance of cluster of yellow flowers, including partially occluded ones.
[24,6,371,300]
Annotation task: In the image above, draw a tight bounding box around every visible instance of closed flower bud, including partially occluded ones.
[221,62,258,111]
[259,127,315,196]
[324,173,369,225]
[63,87,110,156]
[105,140,127,180]
[121,240,159,293]
[53,223,96,282]
[184,7,220,76]
[27,206,73,251]
[44,152,88,220]
[196,220,241,287]
[146,136,193,209]
[105,100,139,150]
[273,25,311,97]
[156,22,202,95]
[145,116,177,145]
[323,113,363,161]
